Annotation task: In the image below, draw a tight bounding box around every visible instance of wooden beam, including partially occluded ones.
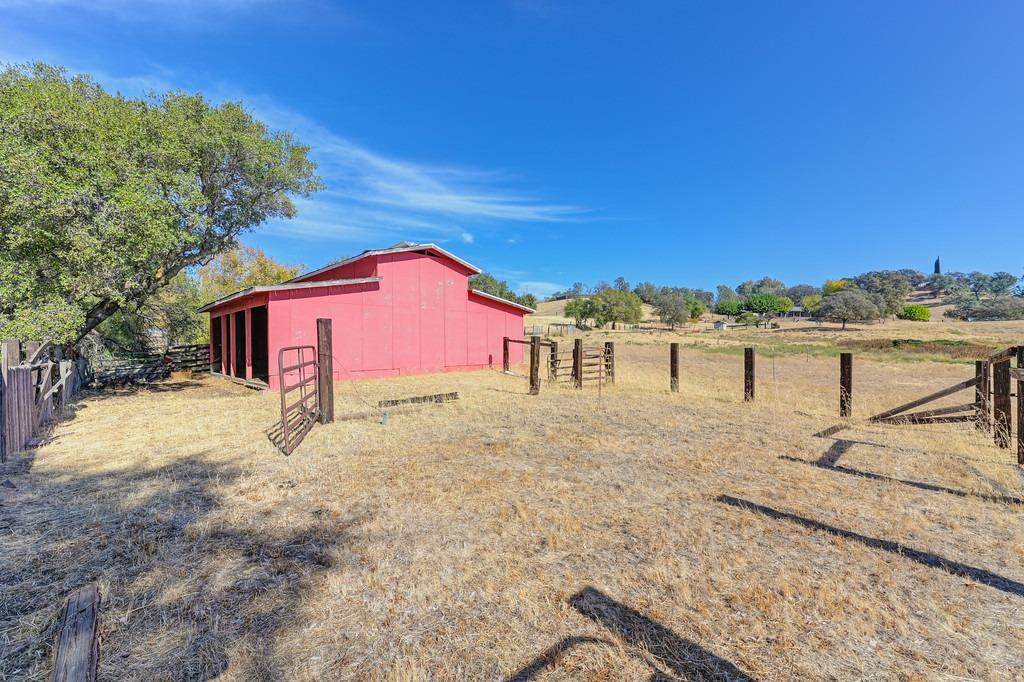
[529,335,541,395]
[1018,347,1024,465]
[869,376,980,422]
[573,339,583,390]
[875,403,976,423]
[50,584,100,682]
[548,341,558,381]
[502,337,510,373]
[839,352,853,417]
[316,319,334,424]
[378,392,458,408]
[993,359,1011,448]
[744,347,755,402]
[604,342,615,384]
[670,342,679,393]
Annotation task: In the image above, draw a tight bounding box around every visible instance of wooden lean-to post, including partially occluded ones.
[502,337,510,373]
[316,318,334,424]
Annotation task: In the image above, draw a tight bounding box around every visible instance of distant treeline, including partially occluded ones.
[546,268,1024,326]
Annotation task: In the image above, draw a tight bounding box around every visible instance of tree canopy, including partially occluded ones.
[468,272,537,310]
[815,290,880,329]
[0,64,322,345]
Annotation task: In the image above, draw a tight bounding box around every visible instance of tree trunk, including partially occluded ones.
[842,319,847,330]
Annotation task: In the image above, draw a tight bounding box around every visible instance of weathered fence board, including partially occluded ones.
[50,584,100,682]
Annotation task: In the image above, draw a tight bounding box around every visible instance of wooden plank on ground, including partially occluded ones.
[377,392,459,408]
[50,584,100,682]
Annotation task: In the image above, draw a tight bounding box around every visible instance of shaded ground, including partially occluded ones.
[1,341,1022,680]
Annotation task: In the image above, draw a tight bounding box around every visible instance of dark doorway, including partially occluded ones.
[211,317,223,373]
[233,310,246,378]
[250,306,269,383]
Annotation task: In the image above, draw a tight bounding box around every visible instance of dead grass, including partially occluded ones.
[1,334,1023,680]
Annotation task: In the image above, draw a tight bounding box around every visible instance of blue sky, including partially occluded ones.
[2,1,1021,297]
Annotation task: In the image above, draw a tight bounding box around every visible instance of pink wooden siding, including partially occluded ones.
[207,248,526,389]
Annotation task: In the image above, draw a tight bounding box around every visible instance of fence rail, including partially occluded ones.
[90,344,209,387]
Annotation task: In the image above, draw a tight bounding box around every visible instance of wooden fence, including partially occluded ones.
[1,341,87,462]
[90,344,209,387]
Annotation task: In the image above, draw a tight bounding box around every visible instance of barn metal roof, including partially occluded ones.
[197,276,383,313]
[469,289,536,313]
[288,242,481,283]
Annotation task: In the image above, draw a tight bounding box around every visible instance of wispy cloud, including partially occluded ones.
[517,280,567,298]
[0,0,351,30]
[248,99,585,243]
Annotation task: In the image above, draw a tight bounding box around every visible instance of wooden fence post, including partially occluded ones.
[993,358,1011,449]
[1017,347,1024,464]
[50,584,100,682]
[744,347,755,402]
[529,335,541,395]
[548,341,558,381]
[604,342,615,384]
[316,318,334,424]
[974,360,988,431]
[573,339,583,390]
[670,342,679,393]
[502,337,510,373]
[839,352,853,417]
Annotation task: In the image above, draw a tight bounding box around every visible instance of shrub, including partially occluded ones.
[897,304,930,321]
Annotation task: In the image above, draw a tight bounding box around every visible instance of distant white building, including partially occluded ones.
[714,320,729,331]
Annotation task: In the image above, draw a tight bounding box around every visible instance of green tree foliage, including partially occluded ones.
[654,291,705,328]
[714,299,743,317]
[947,297,1024,321]
[633,281,659,304]
[897,304,931,321]
[468,272,537,309]
[988,272,1020,296]
[613,276,631,293]
[0,64,321,345]
[198,245,302,305]
[99,244,302,352]
[853,270,914,316]
[815,290,880,329]
[589,289,643,328]
[783,284,819,303]
[736,277,785,298]
[716,284,739,304]
[823,279,852,295]
[563,298,594,327]
[742,293,791,317]
[800,294,822,312]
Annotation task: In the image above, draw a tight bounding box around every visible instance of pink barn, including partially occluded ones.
[198,242,532,389]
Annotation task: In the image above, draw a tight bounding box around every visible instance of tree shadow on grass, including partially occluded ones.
[779,455,1024,505]
[717,495,1024,597]
[507,587,756,681]
[0,449,370,680]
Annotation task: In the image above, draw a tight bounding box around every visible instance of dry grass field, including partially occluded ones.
[2,325,1023,680]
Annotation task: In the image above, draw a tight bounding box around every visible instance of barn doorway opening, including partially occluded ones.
[233,310,246,378]
[211,317,223,373]
[250,306,269,383]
